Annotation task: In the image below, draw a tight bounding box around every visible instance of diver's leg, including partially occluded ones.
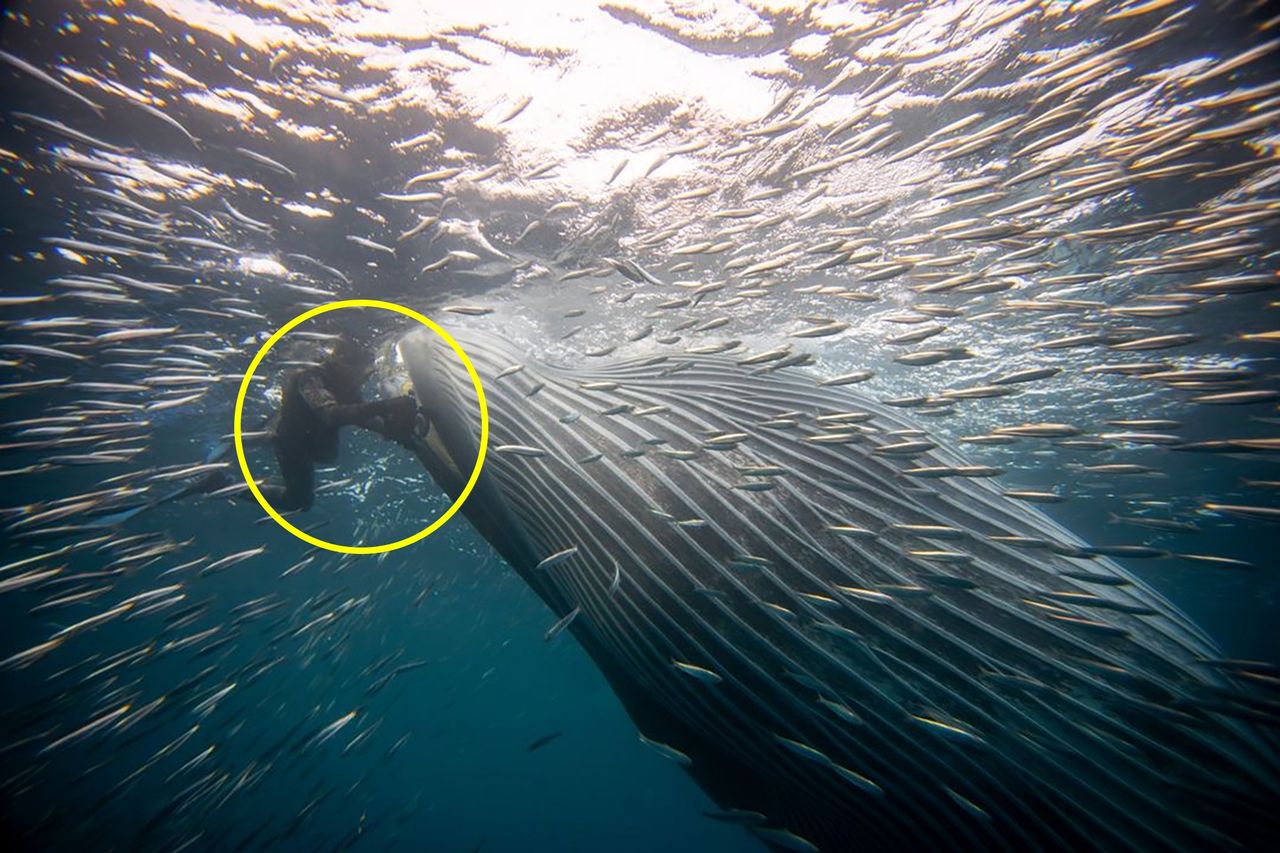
[273,444,315,511]
[254,482,289,505]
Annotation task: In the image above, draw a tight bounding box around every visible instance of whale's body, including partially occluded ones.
[398,326,1279,851]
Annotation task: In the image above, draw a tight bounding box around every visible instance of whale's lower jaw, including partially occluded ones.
[397,324,1280,851]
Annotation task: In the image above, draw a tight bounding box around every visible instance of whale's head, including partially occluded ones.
[395,325,521,551]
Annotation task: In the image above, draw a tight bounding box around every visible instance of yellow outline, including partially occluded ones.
[232,299,488,554]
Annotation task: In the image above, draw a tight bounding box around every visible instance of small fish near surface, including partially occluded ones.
[1,4,1280,853]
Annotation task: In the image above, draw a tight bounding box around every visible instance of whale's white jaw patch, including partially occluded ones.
[397,328,481,490]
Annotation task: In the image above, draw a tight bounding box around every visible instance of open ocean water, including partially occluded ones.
[1,1,1279,851]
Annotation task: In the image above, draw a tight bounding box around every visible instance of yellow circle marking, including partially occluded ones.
[233,299,488,555]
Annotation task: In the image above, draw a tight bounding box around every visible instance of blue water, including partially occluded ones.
[1,0,1279,849]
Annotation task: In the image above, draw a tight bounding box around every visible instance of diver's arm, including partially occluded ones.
[298,373,385,429]
[374,394,419,447]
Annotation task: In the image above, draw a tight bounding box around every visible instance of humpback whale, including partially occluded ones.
[397,326,1280,851]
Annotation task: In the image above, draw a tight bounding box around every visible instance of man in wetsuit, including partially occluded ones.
[267,338,417,512]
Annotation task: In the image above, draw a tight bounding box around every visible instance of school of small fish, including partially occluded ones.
[0,0,1277,850]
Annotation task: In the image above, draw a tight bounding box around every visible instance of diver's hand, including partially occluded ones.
[378,395,418,448]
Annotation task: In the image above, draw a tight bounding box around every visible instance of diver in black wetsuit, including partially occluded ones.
[265,338,417,512]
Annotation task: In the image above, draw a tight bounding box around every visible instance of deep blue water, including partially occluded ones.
[1,0,1279,850]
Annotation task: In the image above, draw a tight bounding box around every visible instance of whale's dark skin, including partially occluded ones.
[398,325,1280,852]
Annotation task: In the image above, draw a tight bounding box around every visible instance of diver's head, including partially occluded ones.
[323,336,374,387]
